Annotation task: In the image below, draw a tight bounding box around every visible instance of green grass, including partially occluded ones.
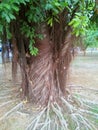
[90,105,98,114]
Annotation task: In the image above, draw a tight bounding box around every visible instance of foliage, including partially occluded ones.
[0,0,96,55]
[0,0,29,37]
[69,13,89,36]
[83,24,98,48]
[46,0,68,26]
[77,23,98,51]
[20,22,39,56]
[69,0,95,36]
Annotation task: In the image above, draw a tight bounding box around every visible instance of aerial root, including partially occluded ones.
[26,95,98,130]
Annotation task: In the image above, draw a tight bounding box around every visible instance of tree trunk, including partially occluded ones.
[26,26,72,106]
[11,17,73,107]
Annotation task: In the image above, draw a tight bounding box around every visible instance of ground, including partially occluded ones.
[0,52,98,130]
[0,63,38,130]
[69,51,98,101]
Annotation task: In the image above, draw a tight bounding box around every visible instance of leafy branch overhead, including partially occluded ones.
[83,24,98,49]
[0,0,97,55]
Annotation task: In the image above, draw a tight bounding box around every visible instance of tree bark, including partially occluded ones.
[25,26,73,106]
[11,14,73,107]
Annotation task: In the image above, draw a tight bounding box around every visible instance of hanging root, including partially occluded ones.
[26,95,98,130]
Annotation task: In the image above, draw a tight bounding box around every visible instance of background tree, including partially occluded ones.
[0,0,98,129]
[75,24,98,55]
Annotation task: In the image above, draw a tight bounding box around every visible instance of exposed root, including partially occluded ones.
[0,100,16,108]
[26,107,47,130]
[51,103,68,130]
[0,95,12,99]
[26,95,98,130]
[0,102,23,121]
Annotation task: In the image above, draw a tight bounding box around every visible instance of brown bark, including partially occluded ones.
[10,6,74,106]
[11,35,18,80]
[25,26,73,106]
[10,21,30,98]
[10,20,73,106]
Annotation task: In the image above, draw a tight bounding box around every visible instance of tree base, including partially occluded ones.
[26,94,98,130]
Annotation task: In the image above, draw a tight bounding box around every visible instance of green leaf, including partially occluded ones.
[12,5,19,12]
[37,34,43,40]
[47,18,53,27]
[0,24,3,32]
[9,13,16,20]
[29,40,38,56]
[45,3,53,10]
[4,4,11,10]
[5,15,11,23]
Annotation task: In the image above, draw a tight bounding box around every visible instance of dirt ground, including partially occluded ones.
[0,63,37,130]
[69,52,98,101]
[0,52,98,130]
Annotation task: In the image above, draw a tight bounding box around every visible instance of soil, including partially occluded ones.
[0,63,38,130]
[0,52,98,130]
[69,52,98,101]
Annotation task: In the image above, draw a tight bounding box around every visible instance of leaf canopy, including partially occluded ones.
[0,0,97,55]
